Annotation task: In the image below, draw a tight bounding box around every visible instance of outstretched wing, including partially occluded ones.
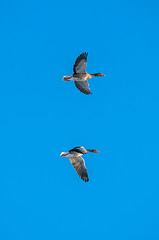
[73,52,88,74]
[75,81,91,95]
[69,146,87,155]
[69,156,89,182]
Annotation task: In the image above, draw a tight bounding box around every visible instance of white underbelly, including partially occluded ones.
[72,77,87,81]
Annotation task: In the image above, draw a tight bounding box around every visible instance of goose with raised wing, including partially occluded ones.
[62,52,105,95]
[60,146,99,182]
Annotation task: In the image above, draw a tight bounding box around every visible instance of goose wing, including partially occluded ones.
[69,146,87,155]
[69,156,89,182]
[73,52,88,74]
[75,81,91,95]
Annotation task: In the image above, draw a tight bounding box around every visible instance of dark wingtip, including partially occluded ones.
[84,52,88,56]
[82,177,89,182]
[80,91,92,95]
[84,179,89,182]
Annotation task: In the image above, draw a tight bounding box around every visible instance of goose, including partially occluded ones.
[60,146,99,182]
[62,52,105,95]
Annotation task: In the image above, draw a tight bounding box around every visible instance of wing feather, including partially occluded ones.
[73,52,88,74]
[69,146,87,155]
[69,156,89,182]
[75,81,91,95]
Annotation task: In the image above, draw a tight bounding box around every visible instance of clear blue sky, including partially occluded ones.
[0,0,159,239]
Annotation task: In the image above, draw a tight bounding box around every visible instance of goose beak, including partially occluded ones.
[86,149,100,153]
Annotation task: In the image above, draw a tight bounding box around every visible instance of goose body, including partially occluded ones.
[60,146,99,182]
[63,52,105,95]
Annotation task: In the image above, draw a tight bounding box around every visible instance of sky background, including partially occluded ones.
[0,0,159,239]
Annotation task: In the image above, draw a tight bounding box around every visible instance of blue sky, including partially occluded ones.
[0,0,159,239]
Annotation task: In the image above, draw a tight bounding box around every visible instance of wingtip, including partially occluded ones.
[83,52,88,56]
[83,178,89,182]
[85,91,92,95]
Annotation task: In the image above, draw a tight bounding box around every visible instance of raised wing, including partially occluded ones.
[69,146,87,155]
[69,156,89,182]
[75,81,91,95]
[73,52,88,74]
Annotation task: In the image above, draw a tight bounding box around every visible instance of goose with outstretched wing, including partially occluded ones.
[60,146,99,182]
[62,52,105,95]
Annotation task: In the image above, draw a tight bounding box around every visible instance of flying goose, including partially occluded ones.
[62,52,105,95]
[60,146,99,182]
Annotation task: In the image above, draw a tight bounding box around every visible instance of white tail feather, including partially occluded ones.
[62,75,73,81]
